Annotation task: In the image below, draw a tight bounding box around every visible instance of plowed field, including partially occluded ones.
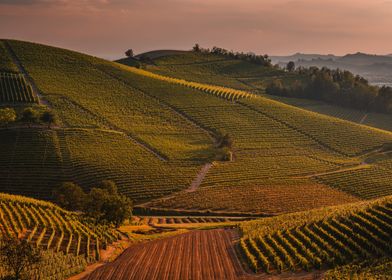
[84,229,247,280]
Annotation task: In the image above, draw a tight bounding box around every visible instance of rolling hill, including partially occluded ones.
[0,39,391,279]
[0,39,391,214]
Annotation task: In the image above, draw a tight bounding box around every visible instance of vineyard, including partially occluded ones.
[263,94,392,132]
[0,193,119,259]
[315,164,392,199]
[134,216,249,225]
[117,63,254,101]
[239,196,392,273]
[0,250,88,280]
[0,72,37,103]
[0,128,201,202]
[0,39,388,214]
[146,51,392,132]
[149,181,359,215]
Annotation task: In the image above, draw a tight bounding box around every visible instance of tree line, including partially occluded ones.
[267,64,392,114]
[192,44,272,67]
[0,107,57,128]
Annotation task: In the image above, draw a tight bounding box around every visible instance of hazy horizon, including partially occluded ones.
[1,0,391,60]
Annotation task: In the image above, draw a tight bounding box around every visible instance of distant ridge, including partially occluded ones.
[135,49,188,59]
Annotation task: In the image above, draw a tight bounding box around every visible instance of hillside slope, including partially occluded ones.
[126,51,392,132]
[0,40,391,215]
[239,196,392,275]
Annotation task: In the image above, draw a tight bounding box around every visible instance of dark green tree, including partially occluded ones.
[52,182,86,211]
[0,236,42,280]
[21,107,38,128]
[193,43,201,52]
[40,110,57,128]
[286,61,295,72]
[125,49,134,57]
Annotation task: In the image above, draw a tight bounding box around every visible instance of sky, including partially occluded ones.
[0,0,391,59]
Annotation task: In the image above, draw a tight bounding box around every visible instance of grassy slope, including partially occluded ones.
[0,40,391,214]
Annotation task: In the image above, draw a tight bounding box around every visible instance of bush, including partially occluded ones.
[21,107,39,127]
[0,108,16,127]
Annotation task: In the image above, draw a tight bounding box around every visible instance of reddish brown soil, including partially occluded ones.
[83,229,325,280]
[84,229,245,280]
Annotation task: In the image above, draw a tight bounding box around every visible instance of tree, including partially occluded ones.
[84,187,108,222]
[125,49,134,57]
[40,110,57,128]
[0,108,16,128]
[286,61,295,72]
[101,195,133,227]
[101,180,118,195]
[0,236,42,280]
[84,181,132,226]
[53,182,86,211]
[21,107,38,128]
[218,133,233,149]
[192,43,201,52]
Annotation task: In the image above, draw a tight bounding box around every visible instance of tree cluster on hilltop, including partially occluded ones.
[267,65,392,114]
[192,43,272,67]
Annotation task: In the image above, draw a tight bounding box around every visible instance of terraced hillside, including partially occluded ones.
[239,196,392,274]
[0,193,119,260]
[0,72,37,103]
[0,39,391,216]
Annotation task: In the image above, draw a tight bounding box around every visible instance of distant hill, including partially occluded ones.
[271,52,392,86]
[270,53,338,63]
[135,49,188,59]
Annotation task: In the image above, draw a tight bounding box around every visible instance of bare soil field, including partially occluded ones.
[84,229,246,280]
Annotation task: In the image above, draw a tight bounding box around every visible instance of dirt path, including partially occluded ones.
[3,41,50,107]
[187,163,212,192]
[297,163,370,179]
[359,113,368,124]
[137,162,213,208]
